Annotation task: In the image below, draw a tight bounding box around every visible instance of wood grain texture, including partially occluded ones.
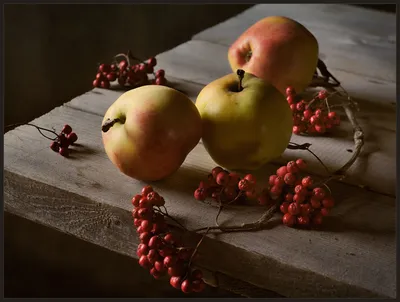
[192,4,396,83]
[4,103,396,298]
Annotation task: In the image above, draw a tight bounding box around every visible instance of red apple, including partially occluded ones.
[228,16,319,95]
[101,85,202,181]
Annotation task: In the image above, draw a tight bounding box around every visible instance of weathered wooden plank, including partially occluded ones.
[4,104,396,298]
[63,78,396,196]
[192,4,396,83]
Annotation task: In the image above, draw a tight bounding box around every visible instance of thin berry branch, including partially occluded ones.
[153,207,189,231]
[288,142,331,175]
[5,123,59,141]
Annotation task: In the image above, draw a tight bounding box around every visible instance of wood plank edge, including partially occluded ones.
[4,170,390,298]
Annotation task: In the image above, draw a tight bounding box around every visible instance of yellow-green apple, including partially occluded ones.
[101,85,202,181]
[196,69,293,171]
[228,16,319,95]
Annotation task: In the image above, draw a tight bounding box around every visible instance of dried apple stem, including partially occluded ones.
[101,118,124,133]
[237,69,245,92]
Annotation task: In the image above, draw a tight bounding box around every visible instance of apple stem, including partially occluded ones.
[101,118,124,133]
[237,69,245,92]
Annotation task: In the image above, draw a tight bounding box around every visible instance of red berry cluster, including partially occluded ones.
[267,159,335,227]
[194,167,271,206]
[132,185,206,294]
[93,56,166,89]
[49,124,78,157]
[194,159,335,228]
[285,86,341,135]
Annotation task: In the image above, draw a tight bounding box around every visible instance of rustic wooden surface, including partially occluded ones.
[4,4,396,299]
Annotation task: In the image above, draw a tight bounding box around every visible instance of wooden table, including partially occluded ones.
[5,4,396,298]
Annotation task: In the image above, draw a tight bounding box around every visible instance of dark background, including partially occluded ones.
[3,3,396,298]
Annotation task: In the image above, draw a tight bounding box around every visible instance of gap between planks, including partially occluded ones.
[4,104,396,298]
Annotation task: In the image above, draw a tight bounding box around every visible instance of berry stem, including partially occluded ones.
[5,122,59,141]
[287,142,331,175]
[153,207,189,231]
[101,117,124,133]
[236,69,245,92]
[310,60,365,182]
[114,53,131,66]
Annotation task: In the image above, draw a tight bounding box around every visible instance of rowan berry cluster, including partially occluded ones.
[49,124,78,157]
[93,55,166,89]
[286,87,341,135]
[132,185,206,294]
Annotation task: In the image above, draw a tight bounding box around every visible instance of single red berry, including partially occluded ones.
[288,202,300,215]
[99,63,111,73]
[192,279,206,293]
[274,176,285,187]
[300,203,312,216]
[294,185,304,194]
[138,255,151,269]
[276,166,288,177]
[322,196,335,208]
[269,185,282,197]
[93,79,101,87]
[59,147,69,157]
[310,197,321,209]
[181,279,193,294]
[223,186,237,201]
[119,60,128,71]
[139,197,152,208]
[155,76,166,86]
[194,188,206,201]
[280,201,290,214]
[164,255,177,268]
[106,72,117,81]
[244,174,256,185]
[155,69,165,78]
[168,263,184,277]
[269,175,278,186]
[245,189,257,200]
[301,176,313,188]
[137,207,152,220]
[137,244,149,257]
[286,86,296,96]
[131,194,142,207]
[283,173,296,186]
[216,171,229,186]
[238,179,251,191]
[150,267,163,279]
[312,187,326,200]
[141,185,153,196]
[50,141,60,152]
[296,101,305,112]
[290,104,297,112]
[95,72,104,80]
[154,260,166,273]
[136,226,144,234]
[318,90,328,100]
[67,132,78,144]
[295,159,307,170]
[282,213,296,227]
[303,109,313,120]
[286,95,295,104]
[118,76,127,86]
[164,233,177,245]
[314,109,323,118]
[310,115,320,125]
[293,193,306,204]
[285,193,294,202]
[139,232,151,244]
[315,124,326,133]
[312,212,323,225]
[62,124,72,135]
[159,246,174,258]
[287,161,300,173]
[297,215,310,226]
[320,208,330,216]
[140,220,153,232]
[147,249,159,264]
[100,80,110,89]
[211,166,224,179]
[177,248,193,261]
[146,191,161,205]
[191,269,203,280]
[148,236,161,249]
[292,125,301,135]
[170,276,182,289]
